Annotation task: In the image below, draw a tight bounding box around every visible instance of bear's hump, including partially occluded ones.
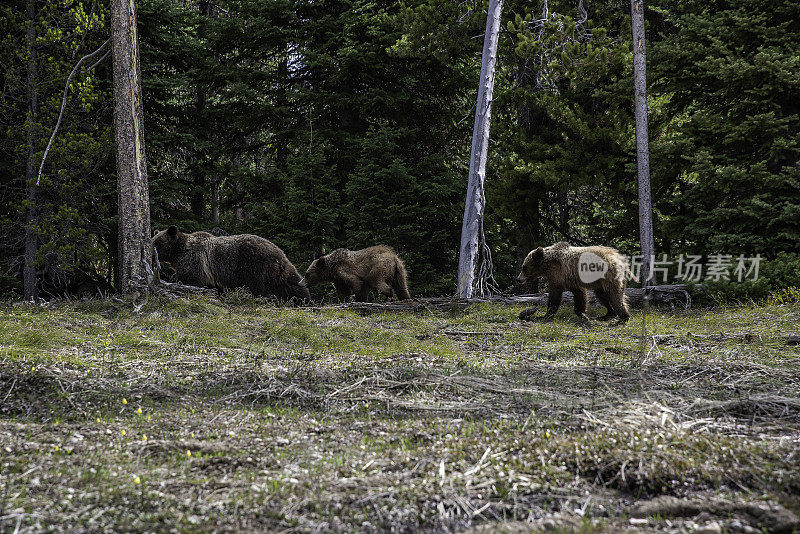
[186,231,215,242]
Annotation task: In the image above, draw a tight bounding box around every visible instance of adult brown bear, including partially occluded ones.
[301,246,411,302]
[153,226,310,302]
[516,242,630,323]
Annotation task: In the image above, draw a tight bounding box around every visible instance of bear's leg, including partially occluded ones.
[520,284,563,322]
[355,285,371,302]
[373,280,394,299]
[544,285,564,318]
[364,269,394,301]
[594,288,616,321]
[248,278,266,298]
[608,285,631,323]
[334,280,354,302]
[572,287,590,323]
[349,276,370,302]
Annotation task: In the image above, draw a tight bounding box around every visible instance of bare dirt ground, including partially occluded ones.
[1,294,799,532]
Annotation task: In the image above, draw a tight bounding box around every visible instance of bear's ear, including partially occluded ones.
[153,228,159,238]
[167,225,178,238]
[533,247,544,264]
[316,256,326,268]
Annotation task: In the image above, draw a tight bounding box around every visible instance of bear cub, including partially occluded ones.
[153,225,310,302]
[301,246,411,302]
[516,242,630,323]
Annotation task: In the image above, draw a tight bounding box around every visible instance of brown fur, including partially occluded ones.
[301,246,411,301]
[516,241,630,323]
[153,226,310,302]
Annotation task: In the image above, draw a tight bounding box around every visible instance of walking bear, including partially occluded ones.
[153,226,310,302]
[301,246,411,301]
[516,242,630,323]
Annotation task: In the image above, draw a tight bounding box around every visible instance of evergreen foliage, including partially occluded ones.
[0,0,114,297]
[651,0,800,256]
[0,0,798,297]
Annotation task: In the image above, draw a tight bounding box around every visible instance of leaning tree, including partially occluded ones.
[457,0,503,299]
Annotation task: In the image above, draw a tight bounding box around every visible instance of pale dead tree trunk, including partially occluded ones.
[112,0,154,292]
[457,0,503,298]
[631,0,655,286]
[24,0,39,301]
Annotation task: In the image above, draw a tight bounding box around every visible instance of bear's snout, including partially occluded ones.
[516,273,526,284]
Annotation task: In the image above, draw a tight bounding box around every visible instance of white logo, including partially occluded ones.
[578,252,609,283]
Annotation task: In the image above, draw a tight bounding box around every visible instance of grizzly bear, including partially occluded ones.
[301,246,411,301]
[152,226,310,302]
[516,242,630,323]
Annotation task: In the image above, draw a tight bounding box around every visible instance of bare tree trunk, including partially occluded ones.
[457,0,503,298]
[631,0,655,286]
[24,0,38,301]
[211,179,219,224]
[190,0,213,221]
[275,53,290,170]
[558,191,570,239]
[112,0,154,292]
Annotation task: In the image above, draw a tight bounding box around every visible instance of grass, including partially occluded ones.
[1,295,799,532]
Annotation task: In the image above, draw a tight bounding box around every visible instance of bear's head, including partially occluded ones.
[301,255,329,287]
[152,225,187,267]
[516,247,545,286]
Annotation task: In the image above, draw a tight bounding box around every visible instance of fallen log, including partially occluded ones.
[508,284,693,310]
[153,280,218,297]
[334,285,694,314]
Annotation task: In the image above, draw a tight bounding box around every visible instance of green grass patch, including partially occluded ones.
[1,297,798,532]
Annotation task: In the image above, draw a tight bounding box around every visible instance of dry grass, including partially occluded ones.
[0,295,798,532]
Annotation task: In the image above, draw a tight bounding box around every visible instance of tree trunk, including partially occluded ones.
[558,191,570,239]
[275,53,289,169]
[24,0,38,301]
[190,86,206,220]
[211,179,219,224]
[112,0,154,292]
[457,0,503,298]
[631,0,655,286]
[191,0,215,221]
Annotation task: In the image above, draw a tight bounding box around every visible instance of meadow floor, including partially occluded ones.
[1,295,799,533]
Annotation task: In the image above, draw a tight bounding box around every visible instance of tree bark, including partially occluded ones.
[457,0,503,298]
[631,0,655,286]
[112,0,154,292]
[190,0,214,221]
[24,0,38,301]
[211,179,219,224]
[558,191,570,239]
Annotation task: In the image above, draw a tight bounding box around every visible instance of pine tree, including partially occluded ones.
[0,0,114,297]
[653,0,800,257]
[489,0,635,285]
[139,0,476,295]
